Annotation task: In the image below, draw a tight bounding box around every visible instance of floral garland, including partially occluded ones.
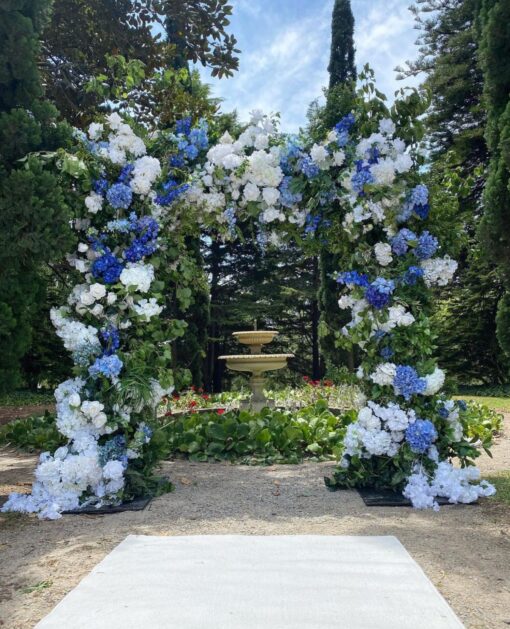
[2,114,176,519]
[318,114,495,509]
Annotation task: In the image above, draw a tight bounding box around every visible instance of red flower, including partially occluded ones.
[217,408,226,415]
[189,400,198,408]
[190,385,196,391]
[303,376,310,382]
[323,379,333,387]
[164,411,173,417]
[202,394,210,400]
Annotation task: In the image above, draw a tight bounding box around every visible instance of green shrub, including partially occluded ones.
[159,401,351,464]
[0,412,64,451]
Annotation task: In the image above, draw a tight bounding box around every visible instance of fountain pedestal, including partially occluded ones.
[219,331,294,411]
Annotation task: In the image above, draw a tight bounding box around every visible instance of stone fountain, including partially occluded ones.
[219,329,294,411]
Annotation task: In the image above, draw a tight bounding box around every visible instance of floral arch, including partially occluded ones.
[2,80,495,519]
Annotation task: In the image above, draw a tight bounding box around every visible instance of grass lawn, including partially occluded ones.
[0,390,54,407]
[454,395,510,412]
[485,471,510,505]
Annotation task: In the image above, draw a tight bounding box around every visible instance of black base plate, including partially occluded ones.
[357,487,474,507]
[63,496,152,515]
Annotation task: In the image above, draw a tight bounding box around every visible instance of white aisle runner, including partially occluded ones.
[36,535,464,628]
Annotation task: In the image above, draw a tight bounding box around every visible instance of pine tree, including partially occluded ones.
[0,0,73,392]
[319,0,356,374]
[400,0,509,383]
[477,0,510,358]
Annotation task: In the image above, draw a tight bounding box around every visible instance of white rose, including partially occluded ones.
[89,283,107,300]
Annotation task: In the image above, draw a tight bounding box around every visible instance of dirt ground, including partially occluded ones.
[0,419,509,629]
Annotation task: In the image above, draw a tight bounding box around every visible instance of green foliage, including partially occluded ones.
[162,0,240,78]
[0,390,54,406]
[159,402,350,465]
[477,0,510,358]
[0,413,64,452]
[326,401,501,490]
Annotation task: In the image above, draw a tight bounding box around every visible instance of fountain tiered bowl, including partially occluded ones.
[219,330,294,410]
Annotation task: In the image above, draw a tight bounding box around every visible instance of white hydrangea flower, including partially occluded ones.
[421,256,458,287]
[85,192,103,214]
[370,362,397,386]
[374,242,393,266]
[88,122,104,140]
[379,118,396,136]
[423,367,445,395]
[120,262,155,293]
[133,298,163,320]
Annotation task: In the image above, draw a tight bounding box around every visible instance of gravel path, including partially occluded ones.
[0,420,509,629]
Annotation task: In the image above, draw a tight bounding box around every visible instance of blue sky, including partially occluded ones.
[198,0,421,131]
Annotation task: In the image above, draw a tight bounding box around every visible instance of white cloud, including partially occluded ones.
[198,0,420,132]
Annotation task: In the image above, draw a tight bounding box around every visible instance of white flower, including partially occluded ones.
[120,262,155,293]
[88,122,103,140]
[78,243,89,253]
[333,150,345,166]
[106,112,122,130]
[371,158,396,185]
[89,283,106,300]
[421,256,458,287]
[262,187,280,206]
[243,182,260,202]
[394,153,413,173]
[379,118,396,136]
[133,298,163,320]
[106,292,117,305]
[423,367,445,395]
[130,156,161,195]
[85,192,103,214]
[374,242,392,266]
[370,363,397,386]
[254,134,269,150]
[310,143,329,166]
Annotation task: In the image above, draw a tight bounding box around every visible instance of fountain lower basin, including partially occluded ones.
[219,331,294,410]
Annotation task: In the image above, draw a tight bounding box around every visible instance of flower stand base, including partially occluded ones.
[63,496,151,515]
[357,487,475,507]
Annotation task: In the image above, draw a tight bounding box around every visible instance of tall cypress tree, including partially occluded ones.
[319,0,356,374]
[478,0,510,359]
[0,0,73,392]
[328,0,356,89]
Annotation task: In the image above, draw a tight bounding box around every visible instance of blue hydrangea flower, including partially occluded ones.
[393,365,426,400]
[300,156,320,179]
[184,143,199,160]
[380,346,394,360]
[279,176,303,208]
[391,229,417,256]
[118,163,134,183]
[106,183,132,210]
[457,400,468,411]
[98,435,127,467]
[405,419,437,453]
[351,163,374,195]
[304,214,321,234]
[365,278,395,310]
[92,251,124,284]
[402,266,424,286]
[334,113,355,147]
[106,218,131,233]
[169,153,185,168]
[223,206,237,235]
[175,117,192,136]
[414,231,438,260]
[93,178,108,195]
[155,180,190,206]
[437,405,449,419]
[100,326,120,356]
[89,354,123,379]
[337,271,370,287]
[189,121,209,150]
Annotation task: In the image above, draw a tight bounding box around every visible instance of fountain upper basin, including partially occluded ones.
[218,353,294,375]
